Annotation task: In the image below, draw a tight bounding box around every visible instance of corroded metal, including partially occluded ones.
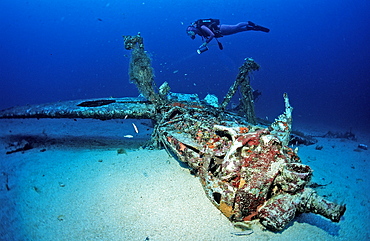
[0,34,346,231]
[0,97,156,120]
[156,93,345,231]
[123,33,144,50]
[221,57,260,124]
[124,32,165,105]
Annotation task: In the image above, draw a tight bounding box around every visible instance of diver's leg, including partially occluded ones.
[220,23,251,34]
[220,22,269,35]
[237,22,251,31]
[230,22,270,32]
[220,24,246,35]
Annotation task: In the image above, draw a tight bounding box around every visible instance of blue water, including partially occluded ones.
[1,0,369,131]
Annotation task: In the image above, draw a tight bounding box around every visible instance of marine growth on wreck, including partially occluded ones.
[0,33,346,232]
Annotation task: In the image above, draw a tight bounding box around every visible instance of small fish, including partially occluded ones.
[123,135,134,138]
[231,230,254,236]
[132,123,139,133]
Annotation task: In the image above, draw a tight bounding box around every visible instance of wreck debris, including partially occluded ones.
[258,187,345,230]
[0,34,346,231]
[315,145,324,150]
[289,130,317,146]
[0,97,156,120]
[123,33,165,105]
[77,99,116,107]
[269,93,293,146]
[123,33,144,50]
[156,95,345,230]
[318,130,357,141]
[357,144,368,150]
[6,139,33,154]
[307,181,332,189]
[221,57,260,124]
[158,81,171,97]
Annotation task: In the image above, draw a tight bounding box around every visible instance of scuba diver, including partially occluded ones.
[186,19,270,54]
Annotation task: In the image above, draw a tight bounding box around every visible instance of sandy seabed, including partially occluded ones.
[0,118,369,241]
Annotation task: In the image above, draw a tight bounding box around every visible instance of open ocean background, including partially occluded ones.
[1,0,369,132]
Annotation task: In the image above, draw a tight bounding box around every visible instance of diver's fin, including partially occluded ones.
[248,21,256,27]
[254,25,270,33]
[247,21,270,33]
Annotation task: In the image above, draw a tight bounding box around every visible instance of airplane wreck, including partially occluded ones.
[0,33,345,231]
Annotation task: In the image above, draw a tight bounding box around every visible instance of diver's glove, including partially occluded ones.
[197,43,209,54]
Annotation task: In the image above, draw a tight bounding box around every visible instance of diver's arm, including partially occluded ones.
[200,25,215,45]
